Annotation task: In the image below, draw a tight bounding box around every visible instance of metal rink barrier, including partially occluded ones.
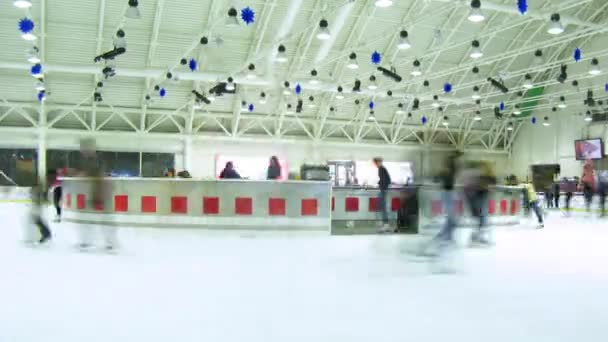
[61,178,332,231]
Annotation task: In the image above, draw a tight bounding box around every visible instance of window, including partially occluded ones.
[98,151,140,177]
[216,155,287,180]
[0,149,38,186]
[142,153,175,177]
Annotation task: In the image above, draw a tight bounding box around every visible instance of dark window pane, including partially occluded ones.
[142,153,175,177]
[0,148,37,186]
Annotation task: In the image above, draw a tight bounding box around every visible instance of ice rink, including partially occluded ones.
[1,202,607,342]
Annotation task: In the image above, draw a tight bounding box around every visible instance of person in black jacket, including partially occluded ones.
[373,157,392,232]
[219,162,241,179]
[267,156,281,180]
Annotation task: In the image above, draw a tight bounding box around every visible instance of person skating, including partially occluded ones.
[553,182,560,209]
[470,161,496,245]
[430,154,460,253]
[523,181,544,228]
[373,157,392,233]
[580,160,595,215]
[30,177,52,244]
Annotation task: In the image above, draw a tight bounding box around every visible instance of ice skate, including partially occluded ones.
[38,234,52,244]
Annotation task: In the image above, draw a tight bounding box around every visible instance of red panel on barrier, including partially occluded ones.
[77,194,86,210]
[500,199,508,215]
[511,199,519,215]
[114,195,128,212]
[65,193,71,208]
[171,196,188,214]
[141,196,157,213]
[301,199,318,216]
[431,200,442,216]
[345,197,359,212]
[203,197,219,215]
[488,200,496,215]
[369,197,380,212]
[331,197,335,211]
[235,197,253,215]
[456,199,464,215]
[269,198,286,216]
[391,198,401,212]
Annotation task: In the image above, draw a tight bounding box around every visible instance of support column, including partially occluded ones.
[183,135,193,172]
[37,102,47,186]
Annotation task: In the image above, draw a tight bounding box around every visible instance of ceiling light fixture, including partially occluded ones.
[523,74,533,89]
[368,110,376,121]
[283,81,291,95]
[558,96,567,109]
[26,46,41,64]
[472,86,481,100]
[125,0,141,19]
[470,40,483,59]
[368,75,378,90]
[585,111,593,122]
[347,52,359,69]
[276,45,288,63]
[396,103,405,115]
[432,95,440,108]
[13,0,32,8]
[507,122,514,131]
[35,80,45,91]
[442,116,449,126]
[286,104,294,115]
[534,49,544,65]
[589,58,601,76]
[309,69,319,85]
[225,77,235,91]
[226,7,240,27]
[513,105,522,115]
[397,30,411,50]
[474,111,482,121]
[317,19,331,40]
[247,63,257,79]
[468,0,485,23]
[543,116,550,126]
[259,92,267,104]
[411,59,422,76]
[336,86,344,99]
[207,91,216,102]
[547,13,564,35]
[308,95,316,108]
[375,0,393,8]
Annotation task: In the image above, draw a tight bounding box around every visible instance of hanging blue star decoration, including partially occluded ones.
[369,101,375,110]
[531,117,536,124]
[517,0,528,15]
[421,116,427,125]
[499,102,505,111]
[159,88,167,98]
[18,18,34,34]
[371,51,382,65]
[37,91,45,102]
[443,83,452,94]
[241,7,256,25]
[574,48,582,62]
[189,58,197,72]
[248,104,254,112]
[295,84,302,95]
[31,64,42,76]
[605,82,608,93]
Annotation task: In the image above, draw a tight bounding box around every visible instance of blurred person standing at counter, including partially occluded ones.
[580,160,595,215]
[373,157,392,233]
[267,156,282,180]
[433,154,460,252]
[220,161,241,179]
[77,138,117,251]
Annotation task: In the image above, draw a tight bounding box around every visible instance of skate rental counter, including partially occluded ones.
[61,178,523,233]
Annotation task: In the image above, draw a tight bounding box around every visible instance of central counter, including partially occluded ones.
[62,178,332,230]
[61,178,523,233]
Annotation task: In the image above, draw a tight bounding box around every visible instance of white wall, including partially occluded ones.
[511,111,608,179]
[0,129,511,181]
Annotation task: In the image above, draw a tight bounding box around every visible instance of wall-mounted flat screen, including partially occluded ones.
[575,139,603,160]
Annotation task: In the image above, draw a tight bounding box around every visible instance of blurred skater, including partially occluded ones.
[598,171,608,217]
[469,161,496,245]
[553,182,560,209]
[50,168,66,222]
[523,181,544,228]
[580,160,595,215]
[429,154,460,253]
[29,174,52,244]
[373,157,392,233]
[77,139,117,251]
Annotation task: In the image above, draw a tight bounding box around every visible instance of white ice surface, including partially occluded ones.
[1,203,607,342]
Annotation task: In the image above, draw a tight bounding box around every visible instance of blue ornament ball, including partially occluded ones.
[421,116,427,124]
[443,83,452,94]
[371,51,382,65]
[37,92,45,102]
[248,104,254,112]
[189,58,197,72]
[369,101,375,110]
[31,64,42,76]
[531,117,536,124]
[241,7,256,25]
[295,84,302,95]
[517,0,528,15]
[499,102,505,111]
[18,18,34,34]
[574,48,582,62]
[159,88,167,97]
